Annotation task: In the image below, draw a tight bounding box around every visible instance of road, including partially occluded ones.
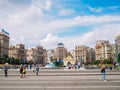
[0,69,120,90]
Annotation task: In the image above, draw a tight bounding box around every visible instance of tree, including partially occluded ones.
[54,60,63,67]
[90,60,100,65]
[103,59,113,64]
[118,53,120,63]
[1,54,10,64]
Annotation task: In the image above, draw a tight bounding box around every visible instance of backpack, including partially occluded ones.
[22,68,26,74]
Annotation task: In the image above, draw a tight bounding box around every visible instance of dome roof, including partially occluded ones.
[58,42,64,46]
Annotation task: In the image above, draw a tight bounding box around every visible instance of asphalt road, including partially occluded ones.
[0,69,120,90]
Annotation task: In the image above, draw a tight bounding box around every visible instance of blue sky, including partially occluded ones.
[0,0,120,50]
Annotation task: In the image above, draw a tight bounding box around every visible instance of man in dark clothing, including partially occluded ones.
[36,64,40,76]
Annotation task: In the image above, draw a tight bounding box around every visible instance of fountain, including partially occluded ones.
[45,62,56,68]
[44,54,56,68]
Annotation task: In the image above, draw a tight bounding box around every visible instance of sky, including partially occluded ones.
[0,0,120,51]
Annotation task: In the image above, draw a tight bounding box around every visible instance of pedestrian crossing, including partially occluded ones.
[0,69,120,90]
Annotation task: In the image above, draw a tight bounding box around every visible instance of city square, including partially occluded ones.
[0,0,120,90]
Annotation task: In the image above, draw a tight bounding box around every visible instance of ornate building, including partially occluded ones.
[0,32,10,57]
[54,43,67,60]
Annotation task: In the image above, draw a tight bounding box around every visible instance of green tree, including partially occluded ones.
[118,53,120,63]
[54,60,63,67]
[90,60,100,65]
[104,59,113,64]
[1,54,10,64]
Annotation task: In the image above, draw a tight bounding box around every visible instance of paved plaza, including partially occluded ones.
[0,69,120,90]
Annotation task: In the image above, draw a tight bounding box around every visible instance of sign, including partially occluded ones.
[1,29,9,35]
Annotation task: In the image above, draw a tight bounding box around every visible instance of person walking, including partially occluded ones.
[3,63,9,77]
[78,62,81,69]
[100,61,107,81]
[35,63,40,76]
[20,64,23,78]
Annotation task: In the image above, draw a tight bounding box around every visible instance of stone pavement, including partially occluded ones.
[0,69,120,90]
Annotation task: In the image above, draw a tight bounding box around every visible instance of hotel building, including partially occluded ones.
[74,45,95,63]
[95,40,114,61]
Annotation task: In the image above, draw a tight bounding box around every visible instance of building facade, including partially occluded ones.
[74,45,95,63]
[43,49,47,65]
[36,46,44,64]
[9,44,26,62]
[95,40,114,61]
[27,48,37,63]
[54,43,67,60]
[115,35,120,61]
[115,35,120,53]
[0,32,10,57]
[63,52,75,66]
[27,46,47,64]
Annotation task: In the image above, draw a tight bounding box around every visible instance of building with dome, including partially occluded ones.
[54,42,67,60]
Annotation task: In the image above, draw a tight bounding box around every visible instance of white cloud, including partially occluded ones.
[88,6,120,13]
[2,14,120,50]
[0,1,120,51]
[48,15,120,29]
[58,9,75,16]
[40,33,60,49]
[108,6,120,10]
[39,23,120,51]
[0,0,7,4]
[33,0,52,11]
[88,6,103,13]
[45,0,52,10]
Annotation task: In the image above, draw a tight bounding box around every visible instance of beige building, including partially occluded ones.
[63,52,75,66]
[54,43,67,60]
[0,32,10,57]
[95,40,114,60]
[27,46,47,64]
[9,44,26,62]
[27,48,37,63]
[36,46,44,64]
[9,46,19,59]
[43,49,47,65]
[115,34,120,61]
[74,45,95,63]
[115,35,120,53]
